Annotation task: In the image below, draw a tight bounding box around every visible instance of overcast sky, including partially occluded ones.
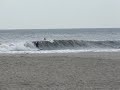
[0,0,120,29]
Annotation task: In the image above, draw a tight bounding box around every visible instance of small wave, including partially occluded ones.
[32,40,120,50]
[0,40,120,53]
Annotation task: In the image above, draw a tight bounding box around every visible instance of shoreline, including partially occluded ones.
[0,51,120,58]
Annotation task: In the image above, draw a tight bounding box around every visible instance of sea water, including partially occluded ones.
[0,28,120,53]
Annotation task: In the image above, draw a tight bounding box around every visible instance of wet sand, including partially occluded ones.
[0,52,120,90]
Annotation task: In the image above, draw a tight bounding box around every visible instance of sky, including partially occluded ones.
[0,0,120,29]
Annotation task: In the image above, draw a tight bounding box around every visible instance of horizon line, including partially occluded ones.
[0,28,120,30]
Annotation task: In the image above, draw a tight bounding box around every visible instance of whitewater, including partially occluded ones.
[0,28,120,53]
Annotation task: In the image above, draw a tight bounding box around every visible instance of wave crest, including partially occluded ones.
[32,40,120,50]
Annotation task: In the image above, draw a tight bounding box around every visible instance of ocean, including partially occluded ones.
[0,28,120,53]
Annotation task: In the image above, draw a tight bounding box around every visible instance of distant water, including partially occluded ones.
[0,28,120,53]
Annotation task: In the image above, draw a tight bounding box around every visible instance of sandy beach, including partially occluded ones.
[0,52,120,90]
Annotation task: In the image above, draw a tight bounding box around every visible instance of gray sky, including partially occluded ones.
[0,0,120,29]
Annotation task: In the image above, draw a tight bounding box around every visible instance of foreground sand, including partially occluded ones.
[0,52,120,90]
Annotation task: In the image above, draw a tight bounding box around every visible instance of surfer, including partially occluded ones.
[35,42,39,48]
[44,38,46,41]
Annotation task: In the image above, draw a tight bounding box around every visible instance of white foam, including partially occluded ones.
[0,49,120,54]
[0,41,38,52]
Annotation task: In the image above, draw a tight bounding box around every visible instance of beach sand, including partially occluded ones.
[0,52,120,90]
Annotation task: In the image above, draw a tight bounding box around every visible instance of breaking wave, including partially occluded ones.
[0,40,120,53]
[32,40,120,50]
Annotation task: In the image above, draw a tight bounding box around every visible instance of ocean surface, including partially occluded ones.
[0,28,120,53]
